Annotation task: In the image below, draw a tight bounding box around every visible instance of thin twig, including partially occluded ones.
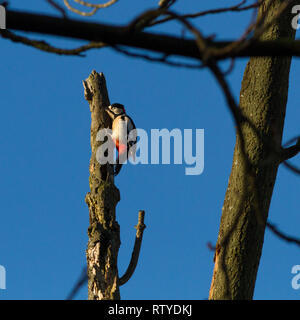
[159,0,176,9]
[283,161,300,175]
[66,266,88,300]
[209,0,292,59]
[150,0,262,27]
[73,0,119,8]
[64,0,118,16]
[112,45,204,69]
[119,210,146,286]
[280,136,300,174]
[0,29,107,56]
[222,58,236,76]
[46,0,68,18]
[267,221,300,247]
[281,137,300,162]
[207,242,216,252]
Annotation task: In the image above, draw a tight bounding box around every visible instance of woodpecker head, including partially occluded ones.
[105,103,126,119]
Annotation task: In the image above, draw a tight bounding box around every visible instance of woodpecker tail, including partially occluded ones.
[114,163,123,176]
[114,142,127,176]
[114,152,124,176]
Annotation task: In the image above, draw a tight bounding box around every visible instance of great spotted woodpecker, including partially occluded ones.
[105,103,137,176]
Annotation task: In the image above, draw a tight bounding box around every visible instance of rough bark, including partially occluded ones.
[84,71,121,300]
[209,0,297,300]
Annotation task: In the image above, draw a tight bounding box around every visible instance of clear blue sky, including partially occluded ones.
[0,0,300,300]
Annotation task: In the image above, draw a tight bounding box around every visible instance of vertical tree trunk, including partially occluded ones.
[209,1,297,300]
[83,71,121,300]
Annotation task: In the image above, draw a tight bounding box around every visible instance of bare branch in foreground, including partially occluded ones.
[159,0,176,9]
[267,222,300,247]
[5,10,300,62]
[150,0,262,27]
[283,161,300,175]
[207,242,216,252]
[280,136,300,175]
[281,138,300,163]
[119,210,146,286]
[46,0,68,18]
[66,267,88,300]
[64,0,118,16]
[112,45,204,69]
[0,29,107,56]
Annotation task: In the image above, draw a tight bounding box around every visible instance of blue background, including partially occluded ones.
[0,0,299,300]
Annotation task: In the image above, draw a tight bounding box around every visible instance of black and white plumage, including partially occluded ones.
[105,103,137,176]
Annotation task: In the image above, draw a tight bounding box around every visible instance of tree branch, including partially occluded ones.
[283,160,300,175]
[0,29,106,56]
[112,45,204,69]
[281,137,300,162]
[46,0,67,18]
[63,0,118,16]
[119,210,146,286]
[266,221,300,247]
[5,10,300,61]
[151,0,261,27]
[158,0,176,9]
[66,266,88,300]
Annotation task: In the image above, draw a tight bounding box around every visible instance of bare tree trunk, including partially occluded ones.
[209,0,297,300]
[83,71,121,300]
